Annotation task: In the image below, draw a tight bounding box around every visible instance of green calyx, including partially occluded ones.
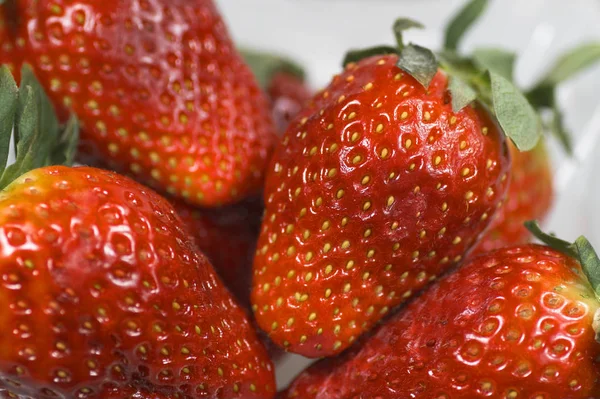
[526,221,600,304]
[240,47,307,90]
[343,17,437,89]
[341,0,600,153]
[340,11,542,152]
[444,0,600,155]
[0,64,79,190]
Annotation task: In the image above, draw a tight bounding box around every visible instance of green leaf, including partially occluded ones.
[549,105,573,155]
[20,64,60,167]
[489,71,542,151]
[342,46,399,67]
[448,75,477,112]
[472,48,516,81]
[444,0,489,51]
[392,18,424,49]
[240,48,306,89]
[0,66,18,176]
[0,85,39,188]
[574,236,600,300]
[397,44,438,88]
[50,114,79,166]
[535,42,600,87]
[0,64,81,190]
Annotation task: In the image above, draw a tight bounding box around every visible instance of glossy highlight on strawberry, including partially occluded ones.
[251,54,511,357]
[281,244,600,399]
[12,0,277,207]
[0,166,275,399]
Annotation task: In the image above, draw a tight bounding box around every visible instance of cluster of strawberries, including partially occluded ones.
[0,0,600,398]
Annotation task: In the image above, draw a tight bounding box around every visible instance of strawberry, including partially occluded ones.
[171,197,263,310]
[281,225,600,399]
[171,199,291,363]
[251,18,541,358]
[0,2,22,80]
[0,67,275,399]
[9,0,277,207]
[242,48,312,134]
[473,141,553,254]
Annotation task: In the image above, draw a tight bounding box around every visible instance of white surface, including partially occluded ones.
[216,0,600,389]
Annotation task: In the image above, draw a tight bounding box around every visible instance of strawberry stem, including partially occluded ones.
[392,18,424,50]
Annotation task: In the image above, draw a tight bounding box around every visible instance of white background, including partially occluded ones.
[215,0,600,387]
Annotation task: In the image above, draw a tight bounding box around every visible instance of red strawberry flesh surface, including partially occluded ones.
[281,244,600,399]
[12,0,277,207]
[252,54,511,357]
[0,166,275,399]
[473,141,553,254]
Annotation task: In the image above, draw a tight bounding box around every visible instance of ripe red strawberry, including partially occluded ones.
[473,141,553,254]
[10,0,277,207]
[241,48,312,134]
[281,229,600,399]
[251,19,541,357]
[0,67,275,399]
[172,199,291,363]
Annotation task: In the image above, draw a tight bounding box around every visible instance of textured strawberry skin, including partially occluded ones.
[0,3,22,81]
[172,198,263,310]
[281,244,600,399]
[0,166,275,399]
[13,0,277,207]
[251,55,511,357]
[267,72,312,134]
[172,199,288,363]
[473,141,553,254]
